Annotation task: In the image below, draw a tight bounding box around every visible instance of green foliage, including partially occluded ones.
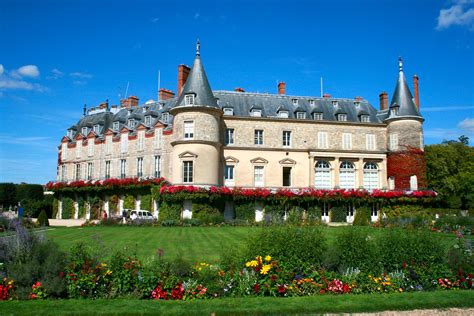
[16,183,44,203]
[140,194,152,211]
[287,206,304,225]
[235,202,255,223]
[306,205,323,222]
[123,194,135,210]
[353,206,371,226]
[192,203,224,224]
[425,141,474,210]
[330,206,347,222]
[77,197,85,219]
[21,198,53,218]
[264,204,285,224]
[334,228,380,273]
[109,250,141,298]
[109,195,119,215]
[158,201,181,221]
[0,183,17,208]
[37,209,50,227]
[61,197,74,219]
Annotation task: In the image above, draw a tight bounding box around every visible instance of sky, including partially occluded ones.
[0,0,473,184]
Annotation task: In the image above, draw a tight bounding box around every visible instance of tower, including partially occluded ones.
[169,40,223,186]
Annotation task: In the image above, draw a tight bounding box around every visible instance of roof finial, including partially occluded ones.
[83,104,87,116]
[398,56,403,72]
[196,38,200,56]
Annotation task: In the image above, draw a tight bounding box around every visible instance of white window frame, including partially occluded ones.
[137,157,143,177]
[309,99,315,106]
[120,159,127,179]
[67,130,73,138]
[342,133,352,150]
[61,165,66,181]
[223,108,234,116]
[75,141,81,158]
[224,165,235,186]
[145,116,151,126]
[93,125,100,134]
[315,160,331,189]
[366,134,376,151]
[81,127,88,135]
[332,100,338,107]
[120,134,128,153]
[389,134,398,151]
[113,122,119,131]
[296,112,306,119]
[88,140,94,157]
[318,132,328,149]
[361,115,370,123]
[251,109,262,117]
[254,129,264,145]
[87,162,93,180]
[313,112,323,121]
[75,163,81,180]
[154,155,161,178]
[105,160,111,179]
[183,161,193,183]
[278,111,289,118]
[137,130,145,151]
[184,94,195,105]
[363,162,379,190]
[162,112,169,123]
[338,114,347,122]
[128,119,135,129]
[154,129,162,149]
[339,161,356,189]
[292,99,298,105]
[184,121,194,139]
[254,166,264,187]
[283,130,291,147]
[61,143,67,160]
[225,128,234,145]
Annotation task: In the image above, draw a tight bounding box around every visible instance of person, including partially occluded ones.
[103,211,108,220]
[130,211,137,221]
[122,209,127,224]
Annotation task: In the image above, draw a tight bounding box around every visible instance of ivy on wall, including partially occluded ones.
[61,197,74,219]
[140,194,152,211]
[192,203,224,224]
[158,201,181,222]
[235,202,256,223]
[353,206,371,226]
[330,205,347,223]
[387,146,427,190]
[52,198,59,219]
[123,195,135,210]
[109,195,119,215]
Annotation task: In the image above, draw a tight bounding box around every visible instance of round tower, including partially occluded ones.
[169,40,223,186]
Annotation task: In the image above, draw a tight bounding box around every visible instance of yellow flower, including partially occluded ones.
[265,255,272,262]
[105,270,112,276]
[399,288,403,292]
[245,260,258,268]
[260,264,272,275]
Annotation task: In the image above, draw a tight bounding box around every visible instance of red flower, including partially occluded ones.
[253,283,260,294]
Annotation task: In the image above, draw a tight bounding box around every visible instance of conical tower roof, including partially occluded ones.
[176,40,219,108]
[387,58,422,120]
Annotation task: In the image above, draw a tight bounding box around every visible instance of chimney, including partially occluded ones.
[234,87,245,92]
[278,82,286,95]
[159,88,175,100]
[128,96,139,107]
[413,74,419,110]
[177,64,191,97]
[379,91,388,111]
[355,96,363,102]
[323,93,331,99]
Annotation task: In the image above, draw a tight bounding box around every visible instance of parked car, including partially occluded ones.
[130,210,155,221]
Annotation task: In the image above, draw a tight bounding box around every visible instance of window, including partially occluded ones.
[309,99,315,106]
[254,130,264,145]
[162,112,169,123]
[278,111,289,118]
[420,134,424,148]
[61,143,67,160]
[67,130,73,138]
[61,165,66,181]
[389,134,398,151]
[93,124,100,134]
[145,116,151,126]
[137,131,144,151]
[154,155,161,178]
[296,112,306,119]
[154,130,161,149]
[105,161,111,179]
[184,94,195,105]
[137,157,143,177]
[360,115,370,123]
[391,107,399,116]
[254,166,264,187]
[342,133,352,150]
[75,163,81,180]
[318,132,328,149]
[283,131,291,147]
[354,101,361,107]
[315,160,331,189]
[75,141,81,158]
[128,119,135,129]
[332,100,338,107]
[338,114,347,122]
[251,109,262,117]
[120,134,128,153]
[113,122,119,131]
[87,162,93,180]
[223,108,234,116]
[283,167,292,187]
[366,134,376,150]
[184,121,194,139]
[410,175,418,191]
[313,112,323,120]
[292,99,298,105]
[224,165,234,186]
[82,127,88,135]
[120,159,127,178]
[225,128,234,145]
[183,161,193,183]
[106,136,112,155]
[339,161,355,189]
[88,140,94,157]
[363,162,378,190]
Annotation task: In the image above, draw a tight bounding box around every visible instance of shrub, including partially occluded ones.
[235,202,255,223]
[161,219,179,227]
[100,217,121,226]
[330,206,347,222]
[287,206,304,225]
[158,201,181,222]
[109,250,141,298]
[353,206,370,226]
[192,203,224,224]
[61,197,74,219]
[182,218,201,226]
[37,210,49,227]
[264,204,285,224]
[123,195,135,210]
[140,194,152,211]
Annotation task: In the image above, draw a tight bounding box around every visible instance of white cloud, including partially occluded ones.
[422,105,474,112]
[0,64,4,75]
[0,77,47,92]
[458,118,474,133]
[47,68,64,80]
[16,65,40,78]
[72,80,87,85]
[70,72,93,79]
[436,0,474,31]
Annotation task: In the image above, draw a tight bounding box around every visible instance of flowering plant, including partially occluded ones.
[0,278,14,301]
[29,281,47,300]
[245,255,288,296]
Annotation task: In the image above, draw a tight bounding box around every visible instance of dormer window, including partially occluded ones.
[113,122,119,131]
[278,111,289,118]
[81,127,88,135]
[67,130,73,138]
[223,108,234,116]
[332,100,338,107]
[251,109,262,117]
[337,114,347,122]
[162,112,170,123]
[296,112,306,119]
[145,115,151,126]
[360,115,370,123]
[128,119,135,128]
[292,99,298,105]
[391,107,399,116]
[354,101,361,107]
[93,124,100,134]
[216,98,220,106]
[313,112,323,121]
[309,99,315,106]
[184,94,195,105]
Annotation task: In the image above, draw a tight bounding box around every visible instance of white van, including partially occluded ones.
[130,210,155,221]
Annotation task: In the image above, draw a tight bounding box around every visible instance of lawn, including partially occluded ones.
[1,291,473,315]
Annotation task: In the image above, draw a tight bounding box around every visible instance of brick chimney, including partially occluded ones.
[379,91,388,111]
[323,93,331,99]
[234,87,245,92]
[177,64,191,97]
[413,74,419,110]
[159,88,175,100]
[278,82,286,95]
[354,96,363,102]
[120,96,139,108]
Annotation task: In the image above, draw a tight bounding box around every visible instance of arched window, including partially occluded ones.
[315,160,331,189]
[339,161,355,189]
[363,162,379,190]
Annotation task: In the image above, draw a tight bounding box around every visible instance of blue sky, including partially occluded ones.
[0,0,473,184]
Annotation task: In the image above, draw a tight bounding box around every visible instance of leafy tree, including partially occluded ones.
[0,183,17,209]
[425,137,474,210]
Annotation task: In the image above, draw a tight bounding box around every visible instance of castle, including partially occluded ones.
[57,41,424,195]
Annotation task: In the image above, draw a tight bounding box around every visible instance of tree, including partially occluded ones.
[425,140,474,210]
[0,183,17,209]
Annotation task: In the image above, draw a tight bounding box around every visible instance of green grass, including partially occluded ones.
[1,291,473,315]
